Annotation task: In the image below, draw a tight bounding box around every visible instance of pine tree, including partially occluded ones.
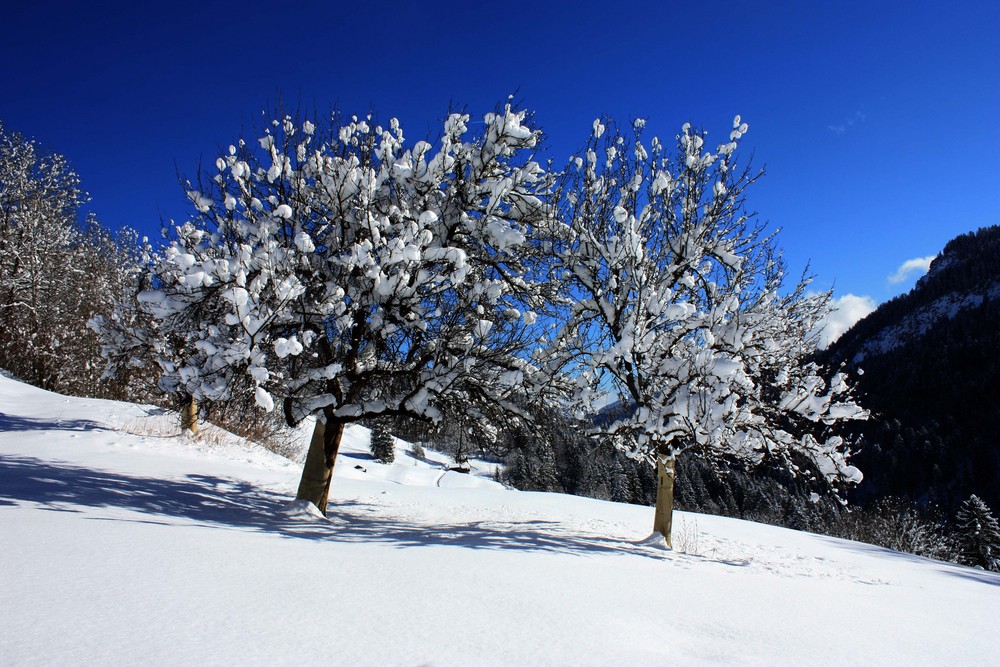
[559,442,587,495]
[586,460,612,501]
[626,465,642,505]
[370,424,395,464]
[609,458,630,503]
[785,497,813,532]
[955,494,1000,571]
[504,449,531,490]
[535,441,561,492]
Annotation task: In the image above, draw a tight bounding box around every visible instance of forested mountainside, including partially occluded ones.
[822,225,1000,511]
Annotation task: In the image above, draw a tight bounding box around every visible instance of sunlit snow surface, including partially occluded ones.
[1,374,998,665]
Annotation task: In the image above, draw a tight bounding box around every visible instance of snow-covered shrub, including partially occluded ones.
[831,497,954,560]
[672,517,701,556]
[409,441,426,461]
[199,373,301,459]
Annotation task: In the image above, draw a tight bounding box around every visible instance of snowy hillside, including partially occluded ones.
[847,280,1000,362]
[821,225,1000,511]
[829,225,1000,365]
[2,375,998,666]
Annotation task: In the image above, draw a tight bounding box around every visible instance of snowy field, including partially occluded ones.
[1,375,998,666]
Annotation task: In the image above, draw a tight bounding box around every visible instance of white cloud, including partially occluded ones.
[815,294,877,349]
[888,255,936,285]
[828,110,867,135]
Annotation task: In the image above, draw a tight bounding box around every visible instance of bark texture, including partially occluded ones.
[653,456,676,548]
[295,415,345,515]
[180,396,198,435]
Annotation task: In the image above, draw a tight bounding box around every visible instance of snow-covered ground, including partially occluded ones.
[2,375,998,666]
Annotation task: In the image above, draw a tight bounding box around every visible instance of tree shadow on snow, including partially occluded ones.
[338,450,375,463]
[0,412,106,432]
[0,455,661,560]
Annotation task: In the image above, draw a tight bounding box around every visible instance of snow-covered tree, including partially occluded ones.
[609,457,630,503]
[547,117,866,546]
[1,122,83,387]
[370,423,395,464]
[955,494,1000,571]
[107,105,557,514]
[0,122,143,397]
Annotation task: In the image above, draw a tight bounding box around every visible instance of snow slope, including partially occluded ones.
[2,375,998,666]
[850,280,1000,363]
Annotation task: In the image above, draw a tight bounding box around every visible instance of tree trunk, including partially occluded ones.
[180,395,198,435]
[295,414,346,516]
[652,456,676,548]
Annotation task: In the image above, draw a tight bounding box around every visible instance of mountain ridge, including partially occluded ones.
[822,225,1000,511]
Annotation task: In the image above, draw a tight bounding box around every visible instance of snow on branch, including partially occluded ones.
[103,104,560,436]
[547,115,866,492]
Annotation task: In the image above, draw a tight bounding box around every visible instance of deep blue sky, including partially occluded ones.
[2,0,997,314]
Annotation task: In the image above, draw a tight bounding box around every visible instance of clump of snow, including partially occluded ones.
[273,336,304,358]
[282,499,327,520]
[254,386,274,411]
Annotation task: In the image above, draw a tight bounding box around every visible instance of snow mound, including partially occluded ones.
[282,498,327,520]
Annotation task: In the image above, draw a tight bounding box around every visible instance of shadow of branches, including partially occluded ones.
[0,413,106,432]
[0,455,660,559]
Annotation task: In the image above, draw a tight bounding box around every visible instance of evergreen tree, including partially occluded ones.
[609,458,630,503]
[586,459,612,501]
[535,441,561,492]
[504,449,531,490]
[955,495,1000,571]
[370,424,395,464]
[785,497,813,532]
[559,442,588,495]
[626,465,643,505]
